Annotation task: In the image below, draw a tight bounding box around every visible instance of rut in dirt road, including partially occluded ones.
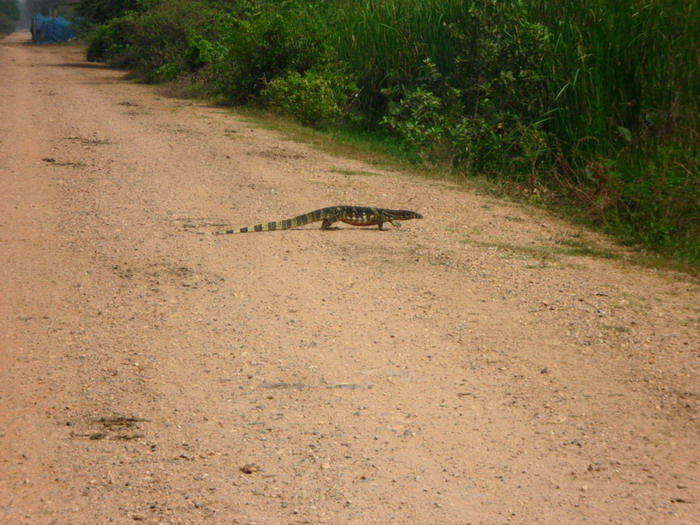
[1,33,698,524]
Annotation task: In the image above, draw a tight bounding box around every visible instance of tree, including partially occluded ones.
[0,0,20,35]
[24,0,72,17]
[74,0,151,23]
[0,0,19,19]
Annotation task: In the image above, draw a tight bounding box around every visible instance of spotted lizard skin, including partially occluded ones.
[206,206,423,234]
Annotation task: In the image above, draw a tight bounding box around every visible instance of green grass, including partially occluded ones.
[86,0,698,271]
[226,104,698,275]
[531,0,698,266]
[230,105,424,169]
[468,239,620,263]
[532,0,698,155]
[330,169,377,176]
[324,0,468,113]
[328,0,698,266]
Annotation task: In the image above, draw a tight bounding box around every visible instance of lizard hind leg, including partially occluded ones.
[321,217,338,230]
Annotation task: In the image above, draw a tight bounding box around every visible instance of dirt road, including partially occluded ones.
[1,32,698,524]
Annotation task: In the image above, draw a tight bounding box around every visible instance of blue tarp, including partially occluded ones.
[31,15,74,44]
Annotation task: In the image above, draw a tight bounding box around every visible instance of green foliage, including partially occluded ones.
[85,15,135,62]
[0,0,19,20]
[210,1,332,102]
[25,0,73,17]
[383,85,449,160]
[261,69,357,127]
[183,32,222,73]
[449,1,551,120]
[75,0,150,23]
[326,0,467,119]
[0,14,15,36]
[80,0,698,265]
[381,62,463,165]
[534,0,698,157]
[530,0,698,262]
[608,152,699,259]
[0,0,18,36]
[379,0,553,175]
[86,1,219,82]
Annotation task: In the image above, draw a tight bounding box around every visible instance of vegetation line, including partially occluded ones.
[23,0,699,268]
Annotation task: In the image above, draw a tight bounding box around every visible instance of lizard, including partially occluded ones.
[203,206,423,234]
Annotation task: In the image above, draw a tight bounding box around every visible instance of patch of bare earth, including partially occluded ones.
[1,32,698,524]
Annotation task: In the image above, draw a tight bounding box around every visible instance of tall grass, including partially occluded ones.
[328,0,698,259]
[530,0,698,258]
[84,0,698,263]
[319,0,469,116]
[309,0,700,259]
[533,0,698,156]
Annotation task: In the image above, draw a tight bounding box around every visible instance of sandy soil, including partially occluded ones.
[1,32,698,524]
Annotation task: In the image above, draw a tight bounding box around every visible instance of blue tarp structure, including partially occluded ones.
[30,15,74,44]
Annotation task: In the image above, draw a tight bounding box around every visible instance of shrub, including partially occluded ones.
[532,0,699,260]
[327,0,468,120]
[381,78,460,165]
[0,0,19,36]
[75,0,150,24]
[609,152,699,257]
[382,44,552,174]
[86,15,136,63]
[261,69,356,126]
[0,13,16,35]
[86,1,219,81]
[210,1,333,102]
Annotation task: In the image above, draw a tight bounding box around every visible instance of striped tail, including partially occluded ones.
[208,208,331,235]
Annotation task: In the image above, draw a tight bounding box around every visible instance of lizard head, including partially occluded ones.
[392,209,423,220]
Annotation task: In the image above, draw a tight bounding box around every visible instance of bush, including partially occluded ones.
[261,69,356,126]
[610,152,699,257]
[85,15,135,63]
[0,0,19,36]
[80,0,698,264]
[383,85,551,173]
[0,12,16,35]
[532,0,699,260]
[86,1,219,81]
[210,1,333,102]
[327,0,468,121]
[75,0,149,24]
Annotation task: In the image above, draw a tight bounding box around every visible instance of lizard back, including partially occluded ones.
[205,206,422,235]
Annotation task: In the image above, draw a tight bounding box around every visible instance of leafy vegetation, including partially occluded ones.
[86,1,220,81]
[77,0,699,267]
[533,0,698,262]
[0,0,19,36]
[261,69,357,126]
[75,0,150,23]
[21,0,75,24]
